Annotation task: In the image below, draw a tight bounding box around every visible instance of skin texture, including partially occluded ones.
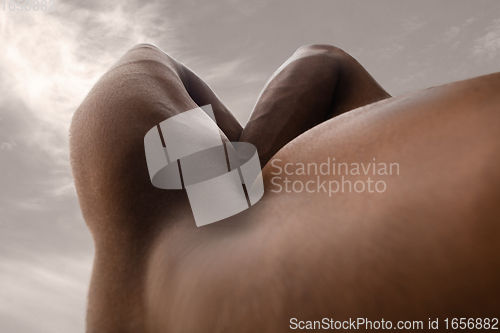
[70,43,500,332]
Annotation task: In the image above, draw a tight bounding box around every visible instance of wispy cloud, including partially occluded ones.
[0,254,92,333]
[472,18,500,60]
[367,16,427,62]
[0,141,16,150]
[0,2,179,332]
[443,26,461,42]
[403,16,427,34]
[0,2,176,160]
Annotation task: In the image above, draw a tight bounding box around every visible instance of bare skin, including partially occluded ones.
[70,43,500,332]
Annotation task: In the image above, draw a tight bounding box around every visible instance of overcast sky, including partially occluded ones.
[0,0,499,332]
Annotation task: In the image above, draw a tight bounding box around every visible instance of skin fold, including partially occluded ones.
[70,43,500,332]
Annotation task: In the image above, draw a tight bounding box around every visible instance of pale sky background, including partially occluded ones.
[0,0,499,331]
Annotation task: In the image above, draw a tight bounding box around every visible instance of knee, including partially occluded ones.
[116,43,167,66]
[127,42,165,55]
[291,44,351,63]
[112,43,183,76]
[279,44,350,79]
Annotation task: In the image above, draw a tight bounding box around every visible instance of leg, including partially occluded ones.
[70,43,241,332]
[71,43,243,228]
[239,44,390,167]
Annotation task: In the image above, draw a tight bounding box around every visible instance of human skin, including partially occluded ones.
[70,43,500,332]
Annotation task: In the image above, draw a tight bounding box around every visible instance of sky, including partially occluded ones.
[0,0,499,331]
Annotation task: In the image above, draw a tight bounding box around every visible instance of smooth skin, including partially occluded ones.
[70,43,500,332]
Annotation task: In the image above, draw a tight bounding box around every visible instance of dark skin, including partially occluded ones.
[70,43,500,332]
[240,44,390,166]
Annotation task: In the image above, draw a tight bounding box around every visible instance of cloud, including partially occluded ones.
[403,16,427,34]
[376,42,405,60]
[0,1,177,162]
[365,16,427,62]
[472,18,500,60]
[0,254,92,333]
[0,2,179,331]
[0,141,15,150]
[443,26,461,42]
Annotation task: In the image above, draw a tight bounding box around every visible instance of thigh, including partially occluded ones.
[70,43,241,332]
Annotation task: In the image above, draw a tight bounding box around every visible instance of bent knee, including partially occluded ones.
[110,43,186,80]
[125,43,174,62]
[123,42,170,60]
[293,44,350,61]
[276,44,349,81]
[131,42,163,52]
